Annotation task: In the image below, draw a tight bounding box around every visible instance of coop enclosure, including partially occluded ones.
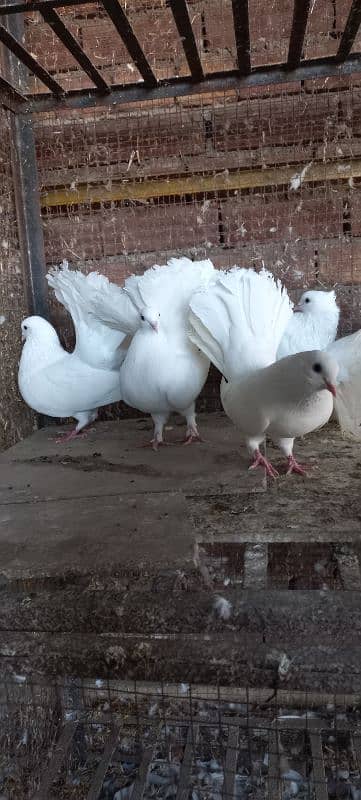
[1,0,361,451]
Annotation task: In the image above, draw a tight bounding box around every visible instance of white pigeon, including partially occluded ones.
[189,268,338,477]
[18,266,126,444]
[277,288,340,359]
[276,286,361,440]
[88,257,216,449]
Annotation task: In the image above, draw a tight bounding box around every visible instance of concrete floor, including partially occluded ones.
[0,413,361,690]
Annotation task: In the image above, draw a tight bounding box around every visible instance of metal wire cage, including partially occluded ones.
[1,678,361,799]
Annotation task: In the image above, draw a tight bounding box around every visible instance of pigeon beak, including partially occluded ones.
[151,322,159,333]
[21,333,25,342]
[325,381,336,397]
[293,305,303,313]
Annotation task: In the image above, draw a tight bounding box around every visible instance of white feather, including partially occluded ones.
[277,289,339,360]
[90,257,216,446]
[329,330,361,439]
[189,267,292,381]
[18,314,122,433]
[47,263,128,370]
[188,267,338,473]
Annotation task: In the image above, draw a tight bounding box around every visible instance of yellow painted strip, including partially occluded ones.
[40,159,361,208]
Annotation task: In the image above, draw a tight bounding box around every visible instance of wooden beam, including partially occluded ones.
[40,158,361,208]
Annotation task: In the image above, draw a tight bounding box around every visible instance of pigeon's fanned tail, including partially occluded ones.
[189,267,293,381]
[47,262,128,370]
[329,330,361,440]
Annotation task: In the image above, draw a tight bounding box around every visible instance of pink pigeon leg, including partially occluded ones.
[249,449,279,479]
[183,425,203,445]
[182,404,204,445]
[54,428,89,445]
[286,455,310,476]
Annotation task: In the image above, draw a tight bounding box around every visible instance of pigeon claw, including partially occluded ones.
[286,455,309,476]
[183,428,203,446]
[53,429,88,444]
[249,450,279,479]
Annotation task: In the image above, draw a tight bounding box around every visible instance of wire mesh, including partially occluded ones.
[0,105,35,450]
[1,678,361,799]
[33,75,361,341]
[2,2,361,433]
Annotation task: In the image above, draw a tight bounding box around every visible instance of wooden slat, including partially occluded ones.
[352,733,361,772]
[287,0,311,69]
[170,0,203,82]
[309,731,328,800]
[86,727,120,800]
[243,544,268,590]
[268,730,281,800]
[40,157,361,208]
[337,0,361,61]
[40,8,110,93]
[34,722,77,799]
[176,724,199,800]
[231,0,251,74]
[223,725,239,799]
[335,546,361,590]
[131,728,161,800]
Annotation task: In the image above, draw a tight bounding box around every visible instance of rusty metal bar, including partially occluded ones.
[0,22,63,95]
[223,725,239,799]
[0,0,93,13]
[231,0,251,74]
[337,0,361,60]
[169,0,203,82]
[34,722,77,799]
[3,13,49,319]
[287,0,311,69]
[39,7,110,92]
[0,72,26,112]
[100,0,157,86]
[176,724,199,800]
[86,727,120,800]
[25,54,361,114]
[309,731,328,800]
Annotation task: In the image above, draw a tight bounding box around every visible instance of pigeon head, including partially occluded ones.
[21,315,58,343]
[139,306,160,333]
[294,289,337,315]
[302,350,338,397]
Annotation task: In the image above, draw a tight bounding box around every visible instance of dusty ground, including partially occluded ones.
[0,413,360,691]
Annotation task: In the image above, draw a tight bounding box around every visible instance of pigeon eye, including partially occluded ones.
[140,314,145,321]
[305,298,310,303]
[23,325,27,330]
[313,363,322,373]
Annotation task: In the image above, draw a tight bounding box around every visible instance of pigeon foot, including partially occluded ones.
[286,455,309,476]
[53,429,88,444]
[249,450,279,479]
[183,428,203,445]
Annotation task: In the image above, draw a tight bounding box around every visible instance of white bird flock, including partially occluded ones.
[17,257,361,476]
